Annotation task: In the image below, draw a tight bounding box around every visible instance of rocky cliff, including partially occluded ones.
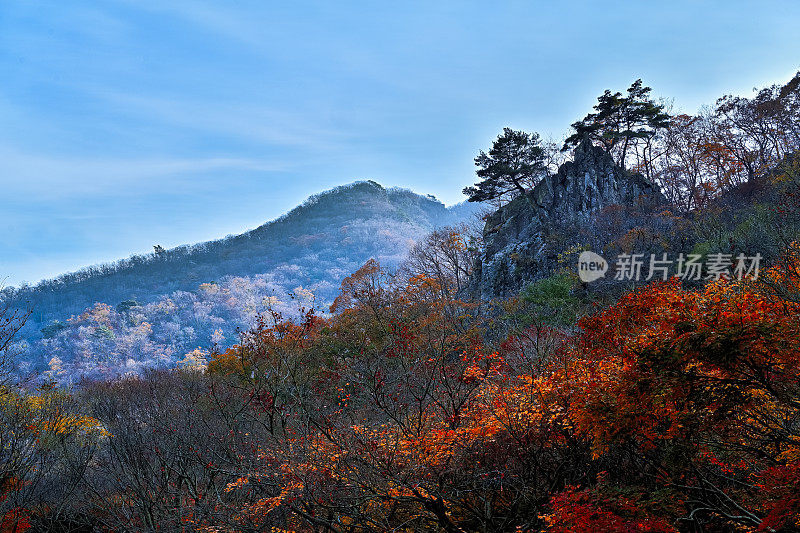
[473,138,665,298]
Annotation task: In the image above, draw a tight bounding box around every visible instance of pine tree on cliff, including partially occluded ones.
[463,127,549,204]
[563,79,670,168]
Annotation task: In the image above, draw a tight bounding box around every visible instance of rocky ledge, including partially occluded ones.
[473,138,665,299]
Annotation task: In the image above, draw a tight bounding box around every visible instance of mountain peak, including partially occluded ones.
[5,182,484,380]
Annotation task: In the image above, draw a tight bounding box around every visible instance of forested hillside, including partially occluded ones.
[2,70,800,532]
[1,181,484,381]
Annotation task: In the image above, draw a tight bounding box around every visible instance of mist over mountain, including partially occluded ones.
[1,181,485,382]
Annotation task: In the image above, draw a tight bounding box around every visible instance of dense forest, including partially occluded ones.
[1,182,484,381]
[1,71,800,532]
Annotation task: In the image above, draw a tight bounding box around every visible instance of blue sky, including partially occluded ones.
[1,1,799,286]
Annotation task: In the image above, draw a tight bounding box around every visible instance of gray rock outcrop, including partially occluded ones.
[473,138,665,298]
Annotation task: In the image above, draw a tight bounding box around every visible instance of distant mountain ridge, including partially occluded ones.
[2,181,484,381]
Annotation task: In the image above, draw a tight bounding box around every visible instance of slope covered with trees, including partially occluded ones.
[1,227,798,531]
[0,72,799,532]
[1,181,484,381]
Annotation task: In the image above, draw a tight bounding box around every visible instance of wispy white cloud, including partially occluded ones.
[110,0,312,53]
[107,0,427,94]
[91,91,351,151]
[0,147,285,199]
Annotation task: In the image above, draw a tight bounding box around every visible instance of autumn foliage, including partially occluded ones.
[175,243,799,532]
[0,233,798,532]
[2,72,800,532]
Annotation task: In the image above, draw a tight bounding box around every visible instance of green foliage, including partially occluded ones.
[92,325,115,340]
[463,127,548,202]
[564,79,670,167]
[689,241,711,259]
[115,299,140,314]
[519,272,581,326]
[40,320,67,339]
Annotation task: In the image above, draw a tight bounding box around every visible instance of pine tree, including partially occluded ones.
[563,79,671,168]
[463,127,548,203]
